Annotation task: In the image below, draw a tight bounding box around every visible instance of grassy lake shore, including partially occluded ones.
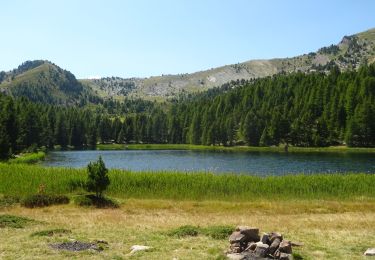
[96,143,375,153]
[1,164,375,200]
[1,164,375,259]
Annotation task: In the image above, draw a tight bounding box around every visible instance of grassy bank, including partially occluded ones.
[0,163,374,200]
[8,152,46,164]
[96,143,375,153]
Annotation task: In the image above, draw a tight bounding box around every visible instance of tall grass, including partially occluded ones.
[8,152,46,164]
[0,163,374,200]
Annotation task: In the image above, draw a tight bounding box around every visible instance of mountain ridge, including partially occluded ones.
[81,27,375,99]
[1,27,375,102]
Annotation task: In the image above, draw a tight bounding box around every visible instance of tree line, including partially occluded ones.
[1,64,374,159]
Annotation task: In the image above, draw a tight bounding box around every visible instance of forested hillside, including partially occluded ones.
[0,60,99,105]
[1,64,374,159]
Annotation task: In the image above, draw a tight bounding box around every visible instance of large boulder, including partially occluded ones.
[270,232,283,242]
[261,233,270,245]
[268,238,281,255]
[254,243,269,258]
[229,231,246,244]
[236,226,260,242]
[279,240,292,254]
[279,252,293,260]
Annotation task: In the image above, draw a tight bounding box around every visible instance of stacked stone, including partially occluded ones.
[227,226,298,260]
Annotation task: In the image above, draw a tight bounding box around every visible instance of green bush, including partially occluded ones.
[167,225,200,238]
[21,194,70,208]
[167,225,233,239]
[201,225,233,239]
[74,194,118,208]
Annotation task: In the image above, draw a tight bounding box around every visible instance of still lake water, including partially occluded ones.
[42,150,375,176]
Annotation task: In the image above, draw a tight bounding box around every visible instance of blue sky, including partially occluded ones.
[1,0,374,78]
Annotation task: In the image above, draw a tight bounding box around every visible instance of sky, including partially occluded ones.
[1,0,375,79]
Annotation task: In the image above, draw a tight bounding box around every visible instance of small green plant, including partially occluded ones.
[21,194,70,208]
[86,156,110,198]
[292,252,304,259]
[0,214,34,228]
[31,228,71,237]
[167,225,233,239]
[167,225,200,238]
[201,225,233,239]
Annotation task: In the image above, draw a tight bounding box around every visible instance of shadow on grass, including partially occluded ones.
[21,194,70,208]
[74,194,119,208]
[0,195,21,208]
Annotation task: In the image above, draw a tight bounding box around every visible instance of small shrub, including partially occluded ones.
[21,194,70,208]
[74,194,118,208]
[31,228,71,237]
[167,225,200,238]
[86,156,110,198]
[167,225,233,239]
[201,225,233,239]
[0,214,33,228]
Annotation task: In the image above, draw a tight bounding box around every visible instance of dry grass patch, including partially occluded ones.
[0,199,374,259]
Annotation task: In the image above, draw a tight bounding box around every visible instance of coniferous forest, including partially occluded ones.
[1,64,375,159]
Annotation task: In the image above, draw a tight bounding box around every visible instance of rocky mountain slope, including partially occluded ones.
[82,27,375,99]
[1,28,375,103]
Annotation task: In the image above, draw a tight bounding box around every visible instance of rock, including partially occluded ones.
[226,253,247,260]
[236,226,260,242]
[229,231,246,244]
[261,233,270,245]
[270,232,283,242]
[254,243,269,258]
[268,238,281,255]
[245,242,257,251]
[279,252,293,260]
[230,243,242,253]
[130,245,151,254]
[364,248,375,256]
[94,240,108,245]
[279,240,292,254]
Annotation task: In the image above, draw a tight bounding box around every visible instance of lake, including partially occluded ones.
[42,150,375,176]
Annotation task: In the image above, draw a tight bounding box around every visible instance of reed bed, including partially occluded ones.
[8,152,46,164]
[0,163,374,200]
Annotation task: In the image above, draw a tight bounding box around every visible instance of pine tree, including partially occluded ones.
[86,156,110,198]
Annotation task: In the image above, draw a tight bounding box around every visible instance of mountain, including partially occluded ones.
[0,60,97,105]
[1,28,375,103]
[82,27,375,99]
